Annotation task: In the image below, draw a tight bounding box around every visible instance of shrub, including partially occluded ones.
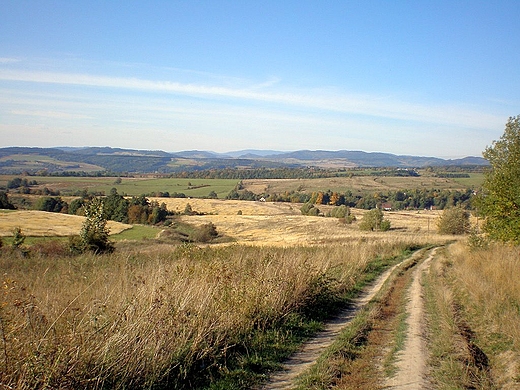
[301,202,320,216]
[437,207,470,235]
[190,222,218,243]
[34,196,67,213]
[0,191,16,209]
[328,205,354,223]
[79,198,114,254]
[12,227,25,248]
[359,208,391,231]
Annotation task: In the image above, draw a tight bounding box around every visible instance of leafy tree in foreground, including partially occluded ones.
[478,115,520,243]
[437,207,470,235]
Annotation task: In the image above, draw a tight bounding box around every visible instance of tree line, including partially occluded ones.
[227,186,475,210]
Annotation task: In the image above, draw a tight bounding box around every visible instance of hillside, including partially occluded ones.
[0,147,488,174]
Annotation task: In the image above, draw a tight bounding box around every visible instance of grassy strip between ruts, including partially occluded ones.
[289,248,429,390]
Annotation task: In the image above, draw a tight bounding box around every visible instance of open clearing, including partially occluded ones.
[155,198,446,246]
[241,174,478,195]
[1,195,517,388]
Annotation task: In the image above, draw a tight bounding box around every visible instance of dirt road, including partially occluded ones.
[385,248,437,389]
[262,257,410,389]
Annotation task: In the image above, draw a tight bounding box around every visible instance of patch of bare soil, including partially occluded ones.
[261,259,407,389]
[384,248,438,389]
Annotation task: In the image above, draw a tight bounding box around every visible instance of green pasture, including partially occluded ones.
[450,172,485,187]
[111,225,160,240]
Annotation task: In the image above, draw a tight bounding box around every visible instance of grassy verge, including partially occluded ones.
[424,242,520,389]
[0,238,421,389]
[422,246,478,388]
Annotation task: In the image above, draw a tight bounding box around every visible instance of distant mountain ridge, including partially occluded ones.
[0,146,488,174]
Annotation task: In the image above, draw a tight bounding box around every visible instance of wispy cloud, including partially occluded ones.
[0,57,20,64]
[0,68,504,130]
[10,109,92,120]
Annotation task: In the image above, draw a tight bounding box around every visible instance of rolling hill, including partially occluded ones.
[0,147,488,174]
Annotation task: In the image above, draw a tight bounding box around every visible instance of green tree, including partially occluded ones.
[359,208,391,231]
[300,202,320,216]
[437,207,470,235]
[34,196,67,213]
[183,203,194,215]
[0,191,15,209]
[478,115,520,243]
[149,201,168,224]
[79,198,114,253]
[68,198,85,215]
[103,188,129,223]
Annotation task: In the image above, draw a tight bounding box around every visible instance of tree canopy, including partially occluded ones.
[479,115,520,243]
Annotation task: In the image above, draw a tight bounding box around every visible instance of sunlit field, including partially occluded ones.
[0,210,132,237]
[0,198,451,246]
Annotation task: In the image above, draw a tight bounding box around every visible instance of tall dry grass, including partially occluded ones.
[0,238,417,389]
[447,241,520,387]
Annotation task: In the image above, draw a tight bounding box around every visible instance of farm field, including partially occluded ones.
[154,197,447,246]
[0,171,483,200]
[241,173,481,197]
[0,175,239,198]
[0,210,132,237]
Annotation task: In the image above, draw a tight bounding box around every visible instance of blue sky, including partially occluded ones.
[1,1,519,158]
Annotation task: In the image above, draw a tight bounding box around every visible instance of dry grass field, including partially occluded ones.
[0,210,132,237]
[0,196,487,388]
[1,198,450,245]
[154,198,449,246]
